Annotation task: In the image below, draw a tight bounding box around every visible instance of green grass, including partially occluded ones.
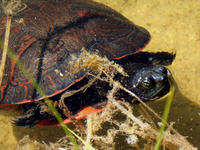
[154,83,175,150]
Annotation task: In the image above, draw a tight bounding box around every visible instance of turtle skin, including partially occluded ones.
[0,0,175,127]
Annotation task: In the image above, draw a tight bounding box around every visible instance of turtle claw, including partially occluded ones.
[12,105,52,127]
[12,109,40,127]
[12,114,39,128]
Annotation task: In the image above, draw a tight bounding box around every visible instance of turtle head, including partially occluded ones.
[116,64,172,102]
[130,65,171,101]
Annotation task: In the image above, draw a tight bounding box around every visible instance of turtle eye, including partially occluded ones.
[140,77,155,90]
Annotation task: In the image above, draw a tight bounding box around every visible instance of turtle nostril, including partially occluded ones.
[166,69,171,77]
[155,66,168,75]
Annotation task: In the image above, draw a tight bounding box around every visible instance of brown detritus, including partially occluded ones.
[16,99,197,150]
[56,48,129,136]
[58,71,103,135]
[47,49,196,150]
[1,0,26,16]
[65,48,128,82]
[39,101,58,116]
[59,96,86,136]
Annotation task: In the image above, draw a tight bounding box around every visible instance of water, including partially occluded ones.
[0,0,199,149]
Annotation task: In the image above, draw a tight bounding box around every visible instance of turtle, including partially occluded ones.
[0,0,175,127]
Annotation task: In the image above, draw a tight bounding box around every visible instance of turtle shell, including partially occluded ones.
[0,0,150,105]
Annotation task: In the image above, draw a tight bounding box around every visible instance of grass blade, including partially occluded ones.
[154,84,175,150]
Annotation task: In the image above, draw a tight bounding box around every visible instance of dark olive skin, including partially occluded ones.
[133,65,170,100]
[119,64,171,102]
[111,51,174,102]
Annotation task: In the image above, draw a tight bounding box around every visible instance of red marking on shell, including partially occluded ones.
[0,16,7,30]
[9,36,36,86]
[0,74,87,106]
[75,75,86,82]
[78,10,88,17]
[114,37,151,60]
[46,75,57,89]
[19,81,31,86]
[0,88,3,102]
[12,26,21,33]
[24,85,28,100]
[0,16,6,22]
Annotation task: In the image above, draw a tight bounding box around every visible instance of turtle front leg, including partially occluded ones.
[12,102,54,127]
